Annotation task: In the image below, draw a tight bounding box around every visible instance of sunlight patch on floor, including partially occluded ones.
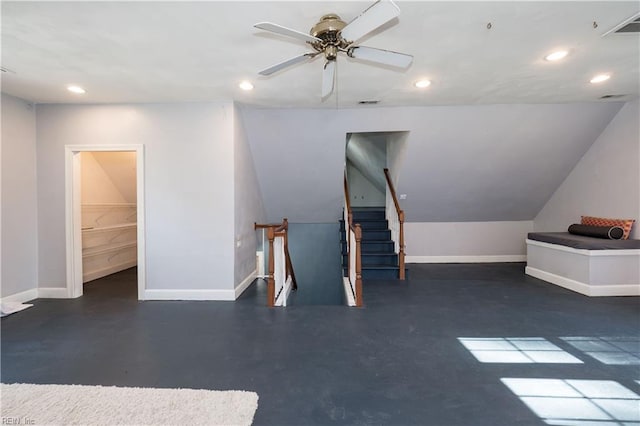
[458,337,583,364]
[560,337,640,365]
[501,378,640,425]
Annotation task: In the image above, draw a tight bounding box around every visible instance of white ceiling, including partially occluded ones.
[2,1,638,107]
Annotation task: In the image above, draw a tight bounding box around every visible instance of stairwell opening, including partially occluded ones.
[342,131,409,286]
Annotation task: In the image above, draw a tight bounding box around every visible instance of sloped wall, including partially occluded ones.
[241,103,622,223]
[1,94,38,299]
[534,100,640,239]
[233,103,266,290]
[81,152,136,204]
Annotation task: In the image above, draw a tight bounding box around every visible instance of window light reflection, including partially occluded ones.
[458,337,583,364]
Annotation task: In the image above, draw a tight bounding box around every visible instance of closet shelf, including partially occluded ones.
[83,241,137,258]
[82,223,137,233]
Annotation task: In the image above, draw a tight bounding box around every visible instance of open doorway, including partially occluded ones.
[65,145,145,300]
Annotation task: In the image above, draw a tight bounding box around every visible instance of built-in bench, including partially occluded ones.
[526,232,640,296]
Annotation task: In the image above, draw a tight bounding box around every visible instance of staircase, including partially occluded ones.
[340,207,408,280]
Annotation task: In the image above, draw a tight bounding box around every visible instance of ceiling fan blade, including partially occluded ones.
[254,22,322,44]
[340,0,401,44]
[258,52,320,76]
[322,60,336,99]
[347,46,413,68]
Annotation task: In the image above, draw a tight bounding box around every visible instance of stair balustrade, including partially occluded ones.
[344,173,364,307]
[254,218,297,307]
[383,168,406,280]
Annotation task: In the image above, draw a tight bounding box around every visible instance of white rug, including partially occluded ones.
[1,383,258,426]
[0,302,33,317]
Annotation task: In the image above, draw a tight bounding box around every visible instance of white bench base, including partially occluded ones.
[526,239,640,297]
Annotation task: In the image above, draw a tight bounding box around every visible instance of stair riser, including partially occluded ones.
[340,230,392,241]
[339,220,389,231]
[352,211,386,221]
[341,241,395,253]
[342,254,398,266]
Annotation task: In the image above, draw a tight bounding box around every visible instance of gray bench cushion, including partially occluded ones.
[528,232,640,250]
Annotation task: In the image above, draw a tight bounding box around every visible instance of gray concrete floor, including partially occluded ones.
[2,264,639,425]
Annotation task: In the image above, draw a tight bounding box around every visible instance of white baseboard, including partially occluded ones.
[83,260,137,283]
[38,287,71,298]
[143,289,235,301]
[406,255,527,263]
[0,288,39,304]
[526,266,640,297]
[342,277,356,307]
[235,270,257,299]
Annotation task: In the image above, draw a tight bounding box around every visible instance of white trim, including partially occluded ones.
[526,239,640,257]
[65,145,146,301]
[235,270,257,299]
[406,255,527,263]
[143,289,235,301]
[0,288,38,304]
[526,266,640,297]
[274,276,293,307]
[343,277,356,306]
[38,287,71,299]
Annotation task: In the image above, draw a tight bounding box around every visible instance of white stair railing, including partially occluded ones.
[254,219,297,307]
[383,168,406,280]
[344,172,363,307]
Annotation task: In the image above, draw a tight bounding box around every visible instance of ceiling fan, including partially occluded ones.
[254,0,413,100]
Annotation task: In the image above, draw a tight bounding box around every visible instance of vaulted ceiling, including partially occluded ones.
[2,1,638,107]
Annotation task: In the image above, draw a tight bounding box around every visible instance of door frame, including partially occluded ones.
[65,144,146,299]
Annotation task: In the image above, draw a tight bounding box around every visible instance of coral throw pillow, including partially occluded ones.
[581,216,635,240]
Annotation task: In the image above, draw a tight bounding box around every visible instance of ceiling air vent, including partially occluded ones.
[603,12,640,36]
[599,94,627,100]
[358,100,379,105]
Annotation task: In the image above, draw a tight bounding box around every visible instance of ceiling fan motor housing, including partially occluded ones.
[310,13,349,56]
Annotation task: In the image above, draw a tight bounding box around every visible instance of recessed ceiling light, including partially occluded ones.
[239,81,254,91]
[415,79,431,88]
[67,85,86,94]
[544,50,569,61]
[590,74,611,84]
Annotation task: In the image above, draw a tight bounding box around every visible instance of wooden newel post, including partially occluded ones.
[267,227,275,307]
[355,224,363,307]
[399,210,405,280]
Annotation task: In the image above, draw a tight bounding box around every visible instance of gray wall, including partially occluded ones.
[1,94,38,298]
[347,162,385,207]
[234,103,266,286]
[287,223,343,305]
[35,103,236,291]
[535,100,640,239]
[405,221,533,259]
[241,103,622,223]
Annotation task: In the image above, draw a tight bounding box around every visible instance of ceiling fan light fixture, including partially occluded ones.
[590,74,611,84]
[67,85,86,94]
[239,81,254,91]
[544,50,569,61]
[414,79,431,88]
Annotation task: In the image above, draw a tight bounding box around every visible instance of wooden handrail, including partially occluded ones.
[344,171,363,307]
[344,170,352,216]
[354,224,363,307]
[383,168,401,215]
[255,218,297,306]
[383,168,406,280]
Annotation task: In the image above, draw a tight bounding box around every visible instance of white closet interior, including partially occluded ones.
[80,152,137,283]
